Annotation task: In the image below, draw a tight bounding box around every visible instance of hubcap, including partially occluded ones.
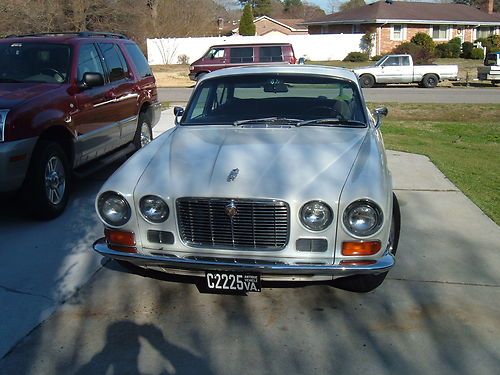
[140,122,151,148]
[44,156,65,205]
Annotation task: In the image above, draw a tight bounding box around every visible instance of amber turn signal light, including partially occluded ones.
[342,241,381,256]
[105,228,136,253]
[340,260,376,266]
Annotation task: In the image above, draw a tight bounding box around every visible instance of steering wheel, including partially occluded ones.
[304,106,342,119]
[40,68,65,82]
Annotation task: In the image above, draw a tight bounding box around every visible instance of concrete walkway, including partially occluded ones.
[1,110,499,374]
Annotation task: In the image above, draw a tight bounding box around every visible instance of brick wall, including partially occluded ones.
[255,19,307,35]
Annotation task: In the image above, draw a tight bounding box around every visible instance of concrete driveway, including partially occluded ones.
[1,110,499,375]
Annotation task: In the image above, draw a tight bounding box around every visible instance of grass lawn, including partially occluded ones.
[368,103,500,224]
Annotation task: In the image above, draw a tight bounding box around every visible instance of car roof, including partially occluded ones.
[202,64,358,83]
[1,32,129,44]
[209,43,292,48]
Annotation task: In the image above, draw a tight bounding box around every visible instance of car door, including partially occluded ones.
[97,42,139,148]
[378,56,408,83]
[72,43,121,165]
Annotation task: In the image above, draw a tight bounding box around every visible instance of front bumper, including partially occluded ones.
[0,137,38,192]
[93,238,395,281]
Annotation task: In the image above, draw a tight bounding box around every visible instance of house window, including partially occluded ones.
[391,24,404,41]
[352,24,362,34]
[477,27,495,39]
[432,25,449,40]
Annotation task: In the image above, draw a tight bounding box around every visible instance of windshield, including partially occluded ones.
[0,42,71,84]
[182,74,367,126]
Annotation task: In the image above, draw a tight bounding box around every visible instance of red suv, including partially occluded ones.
[189,43,296,81]
[0,32,161,218]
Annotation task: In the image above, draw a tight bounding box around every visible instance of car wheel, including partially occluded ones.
[133,112,153,150]
[333,193,401,293]
[421,74,439,88]
[24,140,70,219]
[359,74,375,88]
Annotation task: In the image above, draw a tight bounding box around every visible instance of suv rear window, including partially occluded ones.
[230,47,253,64]
[98,43,129,82]
[0,43,70,84]
[124,43,152,78]
[259,46,283,62]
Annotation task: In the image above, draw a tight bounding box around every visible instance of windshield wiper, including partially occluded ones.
[233,117,301,126]
[297,118,366,127]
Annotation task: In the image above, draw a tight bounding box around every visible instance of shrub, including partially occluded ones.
[461,41,474,58]
[435,43,453,58]
[471,48,485,60]
[343,51,369,62]
[177,54,189,64]
[393,42,434,64]
[410,32,435,54]
[370,54,384,61]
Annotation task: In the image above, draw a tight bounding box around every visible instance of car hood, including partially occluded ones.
[0,83,61,109]
[135,125,368,202]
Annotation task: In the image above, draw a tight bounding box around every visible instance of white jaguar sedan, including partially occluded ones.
[93,65,400,293]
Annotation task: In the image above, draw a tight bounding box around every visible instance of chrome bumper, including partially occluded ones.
[93,238,394,278]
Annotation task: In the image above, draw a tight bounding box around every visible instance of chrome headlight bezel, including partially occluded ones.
[300,200,334,232]
[139,195,169,223]
[0,110,9,142]
[97,191,131,227]
[343,199,384,238]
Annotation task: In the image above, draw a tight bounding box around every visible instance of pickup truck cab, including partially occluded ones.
[0,32,161,219]
[354,54,458,88]
[477,52,500,85]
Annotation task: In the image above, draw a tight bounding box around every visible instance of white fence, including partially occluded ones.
[147,34,364,65]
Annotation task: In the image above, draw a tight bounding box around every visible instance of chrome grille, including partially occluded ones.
[176,198,289,250]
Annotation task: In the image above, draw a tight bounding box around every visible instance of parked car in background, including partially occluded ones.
[354,54,459,88]
[477,52,500,85]
[93,65,401,294]
[0,32,161,219]
[188,43,297,81]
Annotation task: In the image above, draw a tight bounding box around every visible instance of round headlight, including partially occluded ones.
[97,192,131,226]
[343,200,383,237]
[139,195,169,223]
[300,201,333,231]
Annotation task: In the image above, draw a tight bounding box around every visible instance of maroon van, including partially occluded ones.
[189,43,297,81]
[0,32,161,219]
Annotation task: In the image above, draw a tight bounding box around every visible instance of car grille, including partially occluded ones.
[176,198,289,250]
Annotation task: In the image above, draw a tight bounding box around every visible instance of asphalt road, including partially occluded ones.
[1,111,499,374]
[159,86,500,104]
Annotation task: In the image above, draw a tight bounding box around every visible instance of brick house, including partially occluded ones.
[233,16,308,36]
[302,0,500,55]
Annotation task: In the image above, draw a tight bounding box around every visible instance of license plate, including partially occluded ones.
[205,271,261,293]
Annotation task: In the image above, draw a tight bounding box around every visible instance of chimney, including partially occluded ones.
[481,0,494,14]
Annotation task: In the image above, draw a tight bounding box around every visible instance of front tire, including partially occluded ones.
[359,74,375,88]
[333,193,401,293]
[133,112,153,150]
[24,140,70,219]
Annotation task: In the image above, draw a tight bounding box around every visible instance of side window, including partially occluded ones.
[205,48,225,59]
[212,84,228,111]
[401,56,410,66]
[98,43,129,82]
[383,57,399,66]
[259,46,283,62]
[124,43,152,78]
[190,86,210,119]
[77,44,104,82]
[230,47,253,64]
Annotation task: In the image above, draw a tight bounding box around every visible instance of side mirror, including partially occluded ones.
[79,72,104,90]
[174,106,184,125]
[373,106,388,129]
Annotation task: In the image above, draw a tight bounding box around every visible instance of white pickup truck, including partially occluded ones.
[354,54,459,88]
[477,52,500,85]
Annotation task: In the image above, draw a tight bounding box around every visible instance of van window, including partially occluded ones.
[230,47,253,63]
[259,46,283,62]
[205,48,225,59]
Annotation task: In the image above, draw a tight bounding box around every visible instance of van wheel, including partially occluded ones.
[24,140,70,219]
[359,74,375,88]
[421,74,439,88]
[333,193,401,293]
[133,112,153,150]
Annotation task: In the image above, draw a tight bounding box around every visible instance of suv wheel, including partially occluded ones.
[24,140,70,219]
[134,112,153,150]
